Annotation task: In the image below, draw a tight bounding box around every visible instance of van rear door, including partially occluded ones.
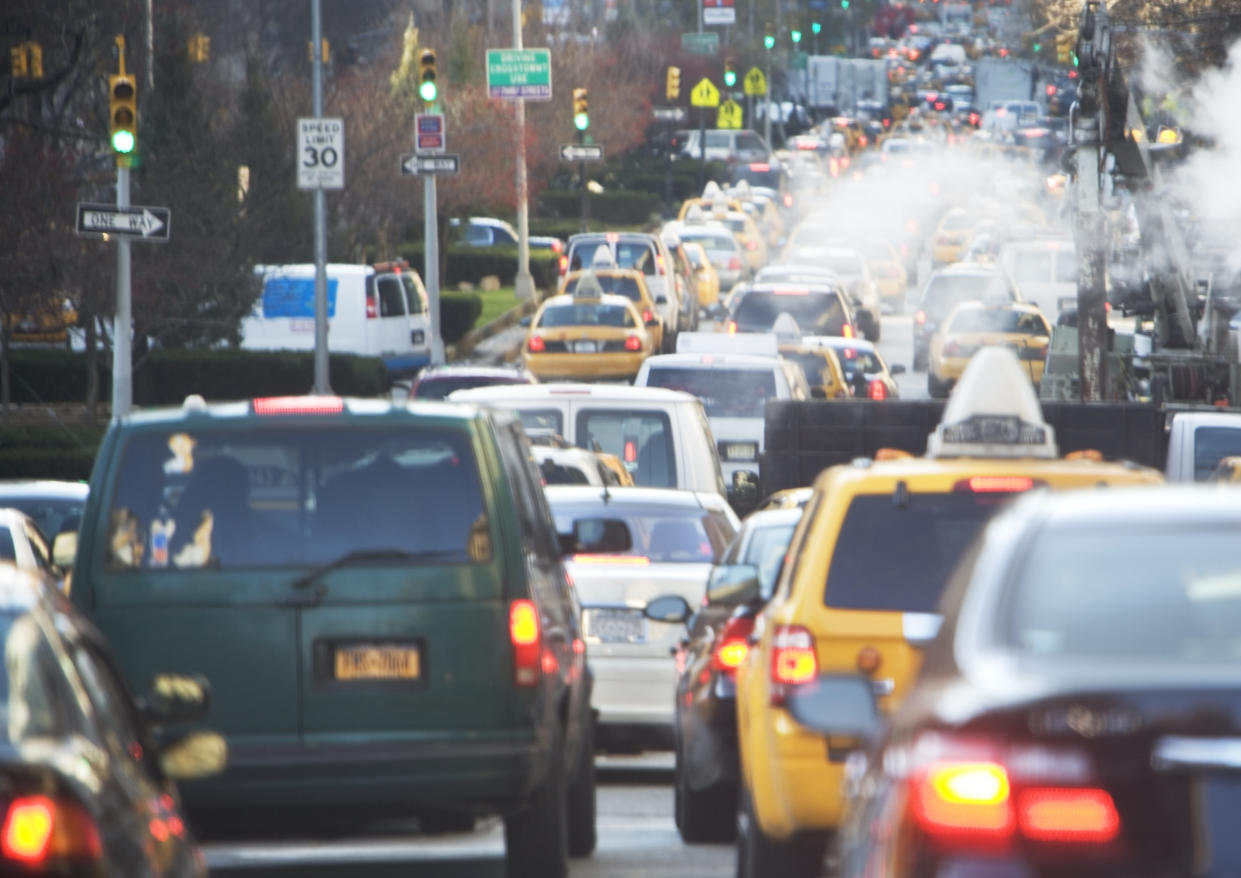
[370,271,422,375]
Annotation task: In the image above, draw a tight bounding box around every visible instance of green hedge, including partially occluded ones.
[441,292,482,343]
[0,425,104,481]
[4,349,388,405]
[536,190,662,225]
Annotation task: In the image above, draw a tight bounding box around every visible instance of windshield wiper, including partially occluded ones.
[289,549,456,592]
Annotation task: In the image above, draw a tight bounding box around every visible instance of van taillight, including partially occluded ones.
[1,795,102,865]
[366,292,378,319]
[868,379,887,400]
[510,600,542,687]
[711,616,755,676]
[770,624,816,700]
[558,255,569,276]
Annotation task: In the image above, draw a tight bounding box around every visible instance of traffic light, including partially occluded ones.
[108,73,138,154]
[791,27,802,43]
[10,42,42,79]
[764,22,775,50]
[1045,82,1057,97]
[10,45,26,78]
[418,48,437,103]
[723,58,736,88]
[812,21,822,34]
[573,87,589,131]
[188,33,210,63]
[1032,40,1041,53]
[841,0,850,10]
[666,66,681,100]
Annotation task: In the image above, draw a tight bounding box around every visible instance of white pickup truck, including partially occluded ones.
[1164,411,1241,481]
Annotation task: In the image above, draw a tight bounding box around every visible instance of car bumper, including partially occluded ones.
[523,351,645,381]
[932,355,970,381]
[382,352,432,378]
[678,678,740,792]
[593,654,677,728]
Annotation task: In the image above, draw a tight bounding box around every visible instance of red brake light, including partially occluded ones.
[551,240,564,254]
[1019,788,1120,843]
[656,254,667,275]
[510,600,542,686]
[773,288,810,296]
[842,323,855,339]
[253,396,344,416]
[914,762,1016,841]
[915,310,927,325]
[624,440,637,462]
[558,255,568,275]
[528,335,546,353]
[728,256,743,270]
[770,624,817,694]
[956,476,1035,493]
[726,320,738,335]
[366,292,378,319]
[749,162,771,171]
[711,615,756,675]
[868,379,887,400]
[783,193,793,207]
[624,335,642,351]
[1,795,102,865]
[745,239,758,251]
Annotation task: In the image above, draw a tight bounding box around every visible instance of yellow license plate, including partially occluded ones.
[334,645,420,681]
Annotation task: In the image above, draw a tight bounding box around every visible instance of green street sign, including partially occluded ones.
[682,32,720,55]
[486,48,552,100]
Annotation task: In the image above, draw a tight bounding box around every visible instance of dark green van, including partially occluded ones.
[67,395,596,877]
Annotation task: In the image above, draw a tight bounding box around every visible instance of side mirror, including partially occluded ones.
[784,674,882,741]
[519,316,532,327]
[52,532,77,571]
[890,364,906,376]
[561,517,633,557]
[159,731,228,781]
[643,594,692,624]
[140,673,212,726]
[706,563,762,605]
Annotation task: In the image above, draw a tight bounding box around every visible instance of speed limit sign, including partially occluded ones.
[297,117,345,189]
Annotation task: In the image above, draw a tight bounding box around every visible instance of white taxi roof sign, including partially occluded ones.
[676,331,778,357]
[702,181,723,199]
[926,347,1057,459]
[573,270,605,299]
[771,313,802,344]
[591,245,616,269]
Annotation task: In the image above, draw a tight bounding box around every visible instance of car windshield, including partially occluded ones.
[1010,248,1077,285]
[923,275,1003,313]
[551,503,733,563]
[105,426,488,570]
[538,303,635,328]
[734,291,848,335]
[0,496,84,538]
[678,230,739,255]
[1005,524,1241,663]
[644,366,777,419]
[563,275,644,302]
[948,309,1047,334]
[825,492,1018,612]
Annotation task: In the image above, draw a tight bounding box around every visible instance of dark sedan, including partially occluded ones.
[671,507,802,843]
[788,486,1241,878]
[0,565,225,876]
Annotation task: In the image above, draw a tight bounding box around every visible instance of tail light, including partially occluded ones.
[726,320,738,335]
[624,335,642,351]
[366,291,378,319]
[728,255,743,271]
[253,396,344,416]
[1019,788,1121,843]
[510,600,542,687]
[641,309,656,324]
[842,323,855,339]
[1,795,103,865]
[770,624,816,702]
[656,254,667,275]
[783,193,793,208]
[915,310,927,325]
[711,615,756,676]
[558,255,568,275]
[868,379,887,400]
[745,239,758,251]
[914,762,1016,841]
[551,240,564,254]
[527,336,546,353]
[954,476,1036,493]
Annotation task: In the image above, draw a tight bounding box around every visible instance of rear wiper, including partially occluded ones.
[290,549,455,591]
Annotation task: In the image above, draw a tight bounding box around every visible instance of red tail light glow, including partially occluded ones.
[510,600,542,686]
[728,256,744,270]
[1018,788,1120,843]
[915,310,927,325]
[624,335,642,351]
[914,762,1015,841]
[366,292,378,319]
[749,162,771,171]
[745,239,758,251]
[727,320,738,335]
[711,616,756,675]
[656,255,667,275]
[869,379,887,400]
[956,476,1035,493]
[0,795,102,865]
[253,396,344,416]
[770,624,817,692]
[783,193,794,208]
[558,255,569,275]
[528,336,546,353]
[641,309,655,324]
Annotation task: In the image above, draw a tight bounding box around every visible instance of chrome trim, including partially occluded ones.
[871,677,895,697]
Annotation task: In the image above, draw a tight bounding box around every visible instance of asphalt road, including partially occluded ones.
[204,754,733,877]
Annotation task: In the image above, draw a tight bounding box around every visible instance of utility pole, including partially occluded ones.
[512,0,536,302]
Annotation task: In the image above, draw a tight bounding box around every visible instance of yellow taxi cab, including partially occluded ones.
[559,266,665,352]
[927,301,1051,398]
[522,278,655,382]
[596,451,636,486]
[733,348,1164,876]
[857,238,907,312]
[778,342,851,400]
[730,181,787,250]
[713,207,767,273]
[683,242,721,309]
[931,207,983,267]
[677,181,744,222]
[756,486,813,511]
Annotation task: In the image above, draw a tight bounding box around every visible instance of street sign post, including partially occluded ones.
[415,113,445,153]
[681,32,720,55]
[702,0,736,25]
[653,106,688,123]
[717,99,743,129]
[559,144,604,161]
[401,154,460,175]
[744,67,767,96]
[690,77,721,107]
[76,203,171,242]
[486,48,552,100]
[297,117,345,189]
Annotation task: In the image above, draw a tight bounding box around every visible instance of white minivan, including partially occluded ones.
[449,383,727,498]
[241,261,431,378]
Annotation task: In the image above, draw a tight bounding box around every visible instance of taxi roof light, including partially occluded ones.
[926,348,1057,460]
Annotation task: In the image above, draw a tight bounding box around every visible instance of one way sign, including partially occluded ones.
[76,203,171,242]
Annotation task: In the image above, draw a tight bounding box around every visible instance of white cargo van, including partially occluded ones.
[449,383,727,498]
[1165,411,1241,482]
[241,261,431,378]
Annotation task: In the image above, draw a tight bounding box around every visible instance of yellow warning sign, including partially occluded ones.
[743,67,767,97]
[690,77,720,108]
[717,99,743,129]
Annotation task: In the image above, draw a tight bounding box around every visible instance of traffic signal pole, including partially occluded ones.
[512,0,535,302]
[113,162,132,420]
[311,0,330,394]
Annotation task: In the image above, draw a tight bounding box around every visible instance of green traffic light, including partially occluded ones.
[724,71,736,87]
[574,112,589,131]
[1032,42,1041,52]
[111,129,135,154]
[1073,53,1079,66]
[812,22,821,34]
[841,0,849,9]
[419,80,437,102]
[791,29,802,43]
[764,35,774,49]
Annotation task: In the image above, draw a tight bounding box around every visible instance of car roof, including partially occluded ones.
[417,364,532,379]
[450,383,699,404]
[947,300,1041,315]
[1000,484,1241,532]
[543,485,721,510]
[541,293,638,309]
[740,507,804,529]
[0,481,89,501]
[932,262,1002,277]
[644,353,783,369]
[111,396,489,428]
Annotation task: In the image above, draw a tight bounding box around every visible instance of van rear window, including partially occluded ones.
[824,492,1014,612]
[644,367,776,419]
[575,410,676,488]
[104,426,488,570]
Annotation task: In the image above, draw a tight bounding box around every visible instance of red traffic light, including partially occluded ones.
[1045,83,1057,96]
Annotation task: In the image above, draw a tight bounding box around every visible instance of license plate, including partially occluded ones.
[574,340,598,353]
[585,608,646,644]
[723,442,758,461]
[334,645,420,681]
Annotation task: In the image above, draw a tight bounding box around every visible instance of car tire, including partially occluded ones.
[675,747,737,843]
[566,712,597,858]
[735,786,822,878]
[504,724,569,878]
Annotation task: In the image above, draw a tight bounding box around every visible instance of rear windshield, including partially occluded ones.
[538,303,635,328]
[783,352,834,389]
[948,309,1049,335]
[569,240,655,275]
[922,275,1004,313]
[104,426,489,570]
[734,291,848,335]
[1005,524,1241,663]
[825,492,1016,612]
[1193,427,1241,482]
[940,212,974,231]
[517,409,565,439]
[1010,249,1076,286]
[575,409,676,488]
[834,346,883,376]
[644,367,777,419]
[551,502,735,563]
[678,231,739,255]
[563,275,643,303]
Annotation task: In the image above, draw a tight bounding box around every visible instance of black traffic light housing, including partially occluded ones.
[109,73,138,154]
[419,49,437,103]
[573,87,589,131]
